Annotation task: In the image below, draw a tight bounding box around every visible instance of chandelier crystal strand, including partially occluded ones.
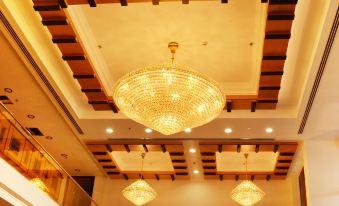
[113,42,225,135]
[230,154,265,206]
[122,153,157,206]
[30,178,49,194]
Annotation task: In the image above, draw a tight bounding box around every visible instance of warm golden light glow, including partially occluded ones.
[113,61,225,135]
[30,178,49,194]
[231,180,265,206]
[122,179,157,206]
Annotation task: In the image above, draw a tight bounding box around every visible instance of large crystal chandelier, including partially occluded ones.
[231,154,265,206]
[113,42,225,135]
[122,153,157,206]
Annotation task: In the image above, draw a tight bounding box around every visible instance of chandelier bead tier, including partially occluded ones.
[113,42,225,135]
[230,154,265,206]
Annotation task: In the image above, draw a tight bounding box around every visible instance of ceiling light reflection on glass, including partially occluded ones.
[145,128,153,133]
[184,128,192,133]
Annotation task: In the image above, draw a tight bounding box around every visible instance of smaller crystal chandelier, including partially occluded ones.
[30,177,49,194]
[231,154,265,206]
[122,153,157,206]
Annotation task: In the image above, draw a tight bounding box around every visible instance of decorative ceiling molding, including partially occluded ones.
[298,7,339,134]
[31,0,298,112]
[87,141,189,180]
[199,141,298,181]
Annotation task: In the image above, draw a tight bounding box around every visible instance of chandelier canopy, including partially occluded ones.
[122,153,157,206]
[113,42,225,135]
[230,154,265,206]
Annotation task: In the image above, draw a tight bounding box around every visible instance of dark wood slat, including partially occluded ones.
[42,19,68,26]
[152,0,159,5]
[221,0,228,3]
[226,100,232,112]
[92,152,107,155]
[73,74,95,79]
[103,166,116,169]
[280,152,295,156]
[155,174,160,180]
[202,160,215,163]
[33,5,60,11]
[219,175,223,181]
[261,0,268,2]
[201,152,215,156]
[278,160,292,163]
[123,174,129,180]
[58,0,67,8]
[237,145,241,153]
[143,144,149,152]
[81,89,102,93]
[204,172,217,175]
[265,34,291,39]
[170,152,184,156]
[257,100,279,103]
[107,171,119,175]
[174,166,187,169]
[235,174,239,181]
[263,55,287,60]
[203,166,216,169]
[88,0,97,7]
[161,144,166,152]
[124,144,130,152]
[255,145,260,153]
[251,175,255,181]
[274,144,279,153]
[251,100,257,112]
[52,37,77,43]
[176,172,189,175]
[268,14,295,20]
[120,0,128,6]
[261,71,284,75]
[172,159,185,163]
[170,174,175,181]
[266,175,271,181]
[269,0,298,4]
[88,101,108,104]
[182,0,189,4]
[98,159,111,163]
[218,144,222,153]
[259,86,281,90]
[106,144,112,152]
[62,55,86,60]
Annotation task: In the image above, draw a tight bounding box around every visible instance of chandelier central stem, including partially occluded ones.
[244,153,249,180]
[168,42,179,65]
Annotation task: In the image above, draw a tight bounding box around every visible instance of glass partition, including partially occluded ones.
[0,102,98,206]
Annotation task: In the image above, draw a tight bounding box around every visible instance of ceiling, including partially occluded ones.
[0,0,338,178]
[71,1,266,95]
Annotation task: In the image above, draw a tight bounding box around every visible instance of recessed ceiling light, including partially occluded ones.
[27,114,35,119]
[145,128,152,133]
[193,170,199,174]
[60,154,68,159]
[106,128,114,134]
[184,128,192,133]
[45,136,53,140]
[4,88,12,93]
[265,127,273,133]
[189,148,196,153]
[224,128,232,134]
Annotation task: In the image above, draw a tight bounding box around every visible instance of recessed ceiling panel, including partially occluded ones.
[216,152,278,172]
[72,0,266,95]
[110,151,174,172]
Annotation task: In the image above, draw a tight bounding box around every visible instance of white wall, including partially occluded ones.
[303,140,339,206]
[93,177,295,206]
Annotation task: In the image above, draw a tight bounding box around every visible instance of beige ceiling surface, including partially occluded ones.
[71,1,266,95]
[110,151,174,172]
[216,152,278,172]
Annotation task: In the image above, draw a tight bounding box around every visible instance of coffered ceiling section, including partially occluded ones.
[200,141,297,181]
[87,141,189,180]
[30,0,298,113]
